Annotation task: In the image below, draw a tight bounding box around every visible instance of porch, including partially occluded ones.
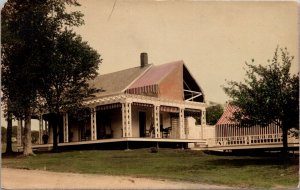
[15,94,207,148]
[17,137,207,152]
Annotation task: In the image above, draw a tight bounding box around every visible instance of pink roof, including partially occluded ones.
[128,61,182,89]
[216,104,240,125]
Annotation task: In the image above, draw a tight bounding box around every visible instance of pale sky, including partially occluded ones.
[75,0,299,104]
[1,0,299,129]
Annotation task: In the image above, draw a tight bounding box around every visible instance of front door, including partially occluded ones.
[139,112,146,137]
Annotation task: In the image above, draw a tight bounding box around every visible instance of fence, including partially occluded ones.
[206,133,286,147]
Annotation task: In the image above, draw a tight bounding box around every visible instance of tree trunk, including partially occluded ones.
[52,113,59,151]
[23,115,34,156]
[5,111,13,154]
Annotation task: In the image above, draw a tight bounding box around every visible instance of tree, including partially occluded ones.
[35,5,101,151]
[1,0,101,154]
[206,104,224,125]
[39,30,101,151]
[223,47,299,158]
[1,0,42,155]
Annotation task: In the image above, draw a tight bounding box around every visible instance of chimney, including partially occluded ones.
[140,52,148,67]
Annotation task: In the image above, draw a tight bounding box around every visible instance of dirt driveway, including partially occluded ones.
[2,168,231,189]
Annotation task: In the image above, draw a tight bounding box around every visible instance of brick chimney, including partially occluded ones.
[140,52,148,67]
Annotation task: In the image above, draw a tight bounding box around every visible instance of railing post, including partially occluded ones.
[90,107,97,141]
[154,105,161,138]
[179,108,185,139]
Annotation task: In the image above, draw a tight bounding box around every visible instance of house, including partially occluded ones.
[17,53,208,149]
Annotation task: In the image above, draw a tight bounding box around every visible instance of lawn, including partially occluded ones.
[2,148,298,188]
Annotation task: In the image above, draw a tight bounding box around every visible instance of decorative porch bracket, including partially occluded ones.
[154,105,161,138]
[63,113,69,143]
[122,102,132,137]
[90,107,97,140]
[179,108,185,139]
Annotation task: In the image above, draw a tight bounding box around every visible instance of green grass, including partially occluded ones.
[2,148,299,188]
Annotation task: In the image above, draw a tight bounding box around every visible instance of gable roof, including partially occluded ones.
[90,60,204,102]
[90,64,151,97]
[216,104,239,125]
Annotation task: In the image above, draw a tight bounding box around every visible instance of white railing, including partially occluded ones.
[206,134,285,147]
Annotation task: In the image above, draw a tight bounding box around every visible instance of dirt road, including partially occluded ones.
[2,168,230,189]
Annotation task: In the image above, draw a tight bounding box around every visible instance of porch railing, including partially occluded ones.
[206,134,286,147]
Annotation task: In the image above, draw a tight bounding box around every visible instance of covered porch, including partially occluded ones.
[16,94,207,148]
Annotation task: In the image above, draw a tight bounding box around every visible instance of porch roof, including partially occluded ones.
[84,94,206,111]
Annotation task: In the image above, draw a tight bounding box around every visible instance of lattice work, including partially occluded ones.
[154,105,160,138]
[127,103,132,137]
[90,108,97,140]
[63,113,69,143]
[179,108,185,139]
[202,110,206,125]
[83,94,206,111]
[122,102,132,137]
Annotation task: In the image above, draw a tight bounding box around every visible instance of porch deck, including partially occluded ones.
[17,138,206,152]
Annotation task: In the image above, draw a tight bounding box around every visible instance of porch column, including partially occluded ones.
[179,108,185,139]
[90,107,97,140]
[201,109,206,139]
[17,119,22,146]
[154,105,160,138]
[39,115,43,144]
[45,120,48,135]
[63,113,69,143]
[122,102,132,137]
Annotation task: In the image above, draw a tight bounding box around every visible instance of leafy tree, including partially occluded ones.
[1,1,42,155]
[1,0,101,153]
[223,47,299,158]
[206,104,224,125]
[36,10,101,151]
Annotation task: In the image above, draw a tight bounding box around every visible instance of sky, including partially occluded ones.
[74,0,299,104]
[1,0,299,129]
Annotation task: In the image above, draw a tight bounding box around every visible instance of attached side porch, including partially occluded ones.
[16,94,207,151]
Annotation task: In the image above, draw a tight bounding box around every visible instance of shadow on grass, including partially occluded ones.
[207,157,299,167]
[2,152,23,158]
